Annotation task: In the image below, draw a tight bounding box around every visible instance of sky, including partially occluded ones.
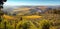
[4,0,60,6]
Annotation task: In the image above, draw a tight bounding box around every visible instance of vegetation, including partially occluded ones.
[0,6,60,29]
[0,14,60,29]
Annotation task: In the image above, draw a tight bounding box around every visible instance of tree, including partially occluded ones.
[0,0,7,23]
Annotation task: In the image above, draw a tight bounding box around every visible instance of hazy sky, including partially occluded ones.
[4,0,60,6]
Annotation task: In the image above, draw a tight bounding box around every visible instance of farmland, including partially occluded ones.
[0,6,60,29]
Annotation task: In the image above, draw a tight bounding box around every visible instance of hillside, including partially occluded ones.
[0,6,60,29]
[4,6,60,16]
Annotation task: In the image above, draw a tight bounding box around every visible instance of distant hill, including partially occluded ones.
[2,6,60,16]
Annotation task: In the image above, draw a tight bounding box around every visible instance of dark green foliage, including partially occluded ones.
[53,10,60,14]
[18,22,30,29]
[0,11,4,16]
[0,17,2,22]
[42,23,50,29]
[4,22,7,29]
[0,11,4,22]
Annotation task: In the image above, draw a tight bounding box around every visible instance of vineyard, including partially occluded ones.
[0,6,60,29]
[0,14,60,29]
